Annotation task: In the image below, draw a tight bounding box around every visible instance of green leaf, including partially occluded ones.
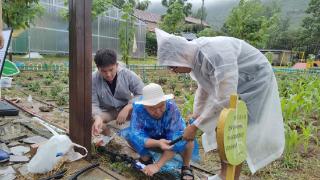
[2,59,20,76]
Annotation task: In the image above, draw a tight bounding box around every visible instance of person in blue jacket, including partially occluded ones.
[126,83,195,179]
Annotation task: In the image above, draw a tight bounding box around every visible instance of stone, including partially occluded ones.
[12,119,30,123]
[7,142,21,147]
[39,106,54,112]
[10,146,30,155]
[0,166,15,175]
[0,173,16,180]
[0,143,10,153]
[9,155,29,162]
[23,136,48,144]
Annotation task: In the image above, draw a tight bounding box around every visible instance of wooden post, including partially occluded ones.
[69,0,92,158]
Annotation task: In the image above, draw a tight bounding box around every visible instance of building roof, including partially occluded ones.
[134,9,210,26]
[185,16,209,27]
[292,63,307,69]
[134,9,161,23]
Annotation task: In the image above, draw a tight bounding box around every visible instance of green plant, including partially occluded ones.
[284,126,301,168]
[168,79,177,92]
[43,78,53,86]
[50,85,63,97]
[174,90,181,97]
[61,76,69,84]
[27,82,40,92]
[181,93,194,119]
[157,77,167,85]
[56,94,68,106]
[197,28,217,37]
[146,32,157,56]
[2,0,44,29]
[39,89,47,97]
[36,72,44,78]
[119,2,135,65]
[265,52,274,65]
[301,123,319,153]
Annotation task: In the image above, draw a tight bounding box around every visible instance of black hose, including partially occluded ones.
[68,162,100,180]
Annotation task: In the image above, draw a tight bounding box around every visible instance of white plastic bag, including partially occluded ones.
[27,118,88,174]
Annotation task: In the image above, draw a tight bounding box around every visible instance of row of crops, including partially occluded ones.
[276,73,319,168]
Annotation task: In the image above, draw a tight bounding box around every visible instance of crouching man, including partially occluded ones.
[91,48,144,136]
[125,83,195,179]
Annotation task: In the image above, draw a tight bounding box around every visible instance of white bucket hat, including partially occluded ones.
[135,83,173,106]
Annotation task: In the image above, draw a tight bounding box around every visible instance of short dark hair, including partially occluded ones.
[94,48,117,68]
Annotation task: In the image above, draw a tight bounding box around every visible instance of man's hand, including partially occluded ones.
[92,116,103,136]
[142,163,161,176]
[183,124,198,141]
[116,104,132,125]
[158,139,173,151]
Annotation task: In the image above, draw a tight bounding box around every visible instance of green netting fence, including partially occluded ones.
[15,63,320,75]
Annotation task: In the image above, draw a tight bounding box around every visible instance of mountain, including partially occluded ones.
[147,0,310,30]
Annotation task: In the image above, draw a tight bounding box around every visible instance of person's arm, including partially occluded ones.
[145,138,172,150]
[128,70,144,97]
[128,106,152,154]
[143,150,175,176]
[91,74,104,135]
[196,52,239,132]
[142,151,174,176]
[184,44,239,140]
[192,84,209,119]
[116,70,144,124]
[92,74,102,118]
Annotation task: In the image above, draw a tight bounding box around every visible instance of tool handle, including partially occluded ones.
[169,136,183,146]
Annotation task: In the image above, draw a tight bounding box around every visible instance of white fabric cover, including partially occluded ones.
[155,28,285,173]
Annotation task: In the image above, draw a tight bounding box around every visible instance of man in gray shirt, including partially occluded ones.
[92,48,144,136]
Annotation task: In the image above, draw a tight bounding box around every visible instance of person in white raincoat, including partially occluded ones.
[155,28,285,179]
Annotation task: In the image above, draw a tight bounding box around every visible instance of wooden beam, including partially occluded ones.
[69,0,92,158]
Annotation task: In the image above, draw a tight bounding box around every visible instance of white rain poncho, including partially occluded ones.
[155,28,285,173]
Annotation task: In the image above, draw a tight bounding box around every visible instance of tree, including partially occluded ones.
[2,0,43,29]
[119,2,136,65]
[92,0,113,18]
[116,0,150,10]
[161,0,192,16]
[222,0,279,48]
[62,0,150,19]
[135,0,151,10]
[61,0,112,19]
[302,0,320,46]
[160,1,185,33]
[197,28,217,37]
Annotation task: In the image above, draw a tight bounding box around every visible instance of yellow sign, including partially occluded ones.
[217,94,248,179]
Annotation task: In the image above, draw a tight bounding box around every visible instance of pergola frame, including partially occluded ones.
[69,0,92,157]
